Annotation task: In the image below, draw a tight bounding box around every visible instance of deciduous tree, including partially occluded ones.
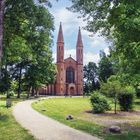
[70,0,140,86]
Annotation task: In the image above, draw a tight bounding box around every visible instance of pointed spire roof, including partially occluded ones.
[57,22,64,43]
[76,27,83,47]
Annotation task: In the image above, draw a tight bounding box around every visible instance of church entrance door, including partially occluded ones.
[70,87,74,96]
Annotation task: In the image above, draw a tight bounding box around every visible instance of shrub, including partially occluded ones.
[136,88,140,97]
[90,92,111,113]
[118,86,136,111]
[100,76,122,114]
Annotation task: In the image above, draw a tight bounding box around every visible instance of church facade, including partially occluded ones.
[40,23,84,96]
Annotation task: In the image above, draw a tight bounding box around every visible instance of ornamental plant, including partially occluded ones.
[90,91,111,113]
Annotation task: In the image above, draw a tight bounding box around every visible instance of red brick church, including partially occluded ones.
[40,23,84,96]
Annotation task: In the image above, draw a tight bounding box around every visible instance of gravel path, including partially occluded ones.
[13,99,100,140]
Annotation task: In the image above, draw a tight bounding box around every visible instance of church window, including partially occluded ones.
[66,67,75,83]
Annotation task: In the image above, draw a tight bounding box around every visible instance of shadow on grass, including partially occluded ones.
[0,114,9,121]
[0,97,6,101]
[135,101,140,105]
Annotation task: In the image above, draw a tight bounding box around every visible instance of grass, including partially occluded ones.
[0,96,35,140]
[32,97,140,140]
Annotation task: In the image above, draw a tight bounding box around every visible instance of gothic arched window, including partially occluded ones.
[66,67,75,83]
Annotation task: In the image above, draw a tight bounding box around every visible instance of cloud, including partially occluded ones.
[84,52,100,65]
[64,49,76,59]
[51,7,87,37]
[104,47,110,55]
[50,2,110,66]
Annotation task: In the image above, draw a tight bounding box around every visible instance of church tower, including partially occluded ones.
[76,27,83,95]
[56,23,65,95]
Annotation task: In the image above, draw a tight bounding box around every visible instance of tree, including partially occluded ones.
[0,0,5,79]
[0,68,11,95]
[70,0,140,85]
[100,75,122,114]
[84,62,99,93]
[24,48,56,97]
[1,0,55,98]
[5,35,32,98]
[98,50,114,82]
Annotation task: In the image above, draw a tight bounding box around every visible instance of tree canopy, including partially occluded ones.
[0,0,56,98]
[70,0,140,86]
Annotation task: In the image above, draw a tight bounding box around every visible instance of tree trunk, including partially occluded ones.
[17,66,22,98]
[26,87,30,99]
[0,0,5,79]
[114,94,117,114]
[31,86,35,96]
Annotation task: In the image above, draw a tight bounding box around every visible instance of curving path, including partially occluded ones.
[13,99,100,140]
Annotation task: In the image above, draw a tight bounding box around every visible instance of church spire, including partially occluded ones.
[57,22,64,43]
[57,22,64,63]
[76,27,83,47]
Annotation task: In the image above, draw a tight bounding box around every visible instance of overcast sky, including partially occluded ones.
[49,0,109,65]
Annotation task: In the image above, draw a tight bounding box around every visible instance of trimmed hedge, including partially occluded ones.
[90,92,111,113]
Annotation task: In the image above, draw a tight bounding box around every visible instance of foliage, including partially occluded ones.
[100,76,137,113]
[70,0,140,86]
[100,75,122,114]
[100,75,122,97]
[90,91,111,113]
[83,50,114,92]
[1,0,56,97]
[0,0,5,66]
[98,51,114,82]
[136,85,140,98]
[84,62,100,93]
[118,86,136,111]
[0,68,11,93]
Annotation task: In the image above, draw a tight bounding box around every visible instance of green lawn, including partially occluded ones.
[32,97,140,140]
[0,97,35,140]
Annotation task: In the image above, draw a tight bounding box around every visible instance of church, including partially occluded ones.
[40,23,84,96]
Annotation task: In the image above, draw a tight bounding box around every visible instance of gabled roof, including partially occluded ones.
[64,56,76,63]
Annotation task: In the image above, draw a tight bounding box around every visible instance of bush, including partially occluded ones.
[90,92,111,113]
[136,88,140,97]
[118,86,136,111]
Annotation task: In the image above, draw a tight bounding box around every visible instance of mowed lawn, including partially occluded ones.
[0,99,34,140]
[32,97,140,140]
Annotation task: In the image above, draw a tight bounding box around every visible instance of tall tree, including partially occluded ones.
[98,51,114,82]
[70,0,140,85]
[1,0,55,98]
[84,62,99,93]
[0,0,5,78]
